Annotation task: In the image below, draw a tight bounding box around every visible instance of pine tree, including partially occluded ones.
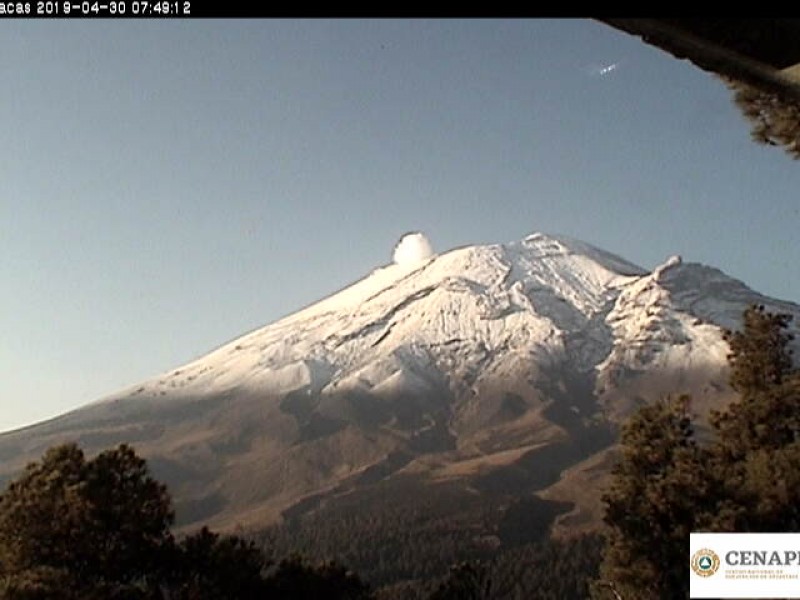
[724,304,794,395]
[266,554,374,599]
[0,442,376,599]
[594,305,799,599]
[724,78,800,159]
[427,561,491,600]
[0,443,174,598]
[594,397,713,599]
[168,526,270,599]
[710,304,800,531]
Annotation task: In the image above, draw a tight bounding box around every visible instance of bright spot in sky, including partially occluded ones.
[598,62,619,75]
[587,61,623,78]
[393,232,434,265]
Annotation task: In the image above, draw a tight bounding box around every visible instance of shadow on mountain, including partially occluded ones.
[468,354,616,496]
[472,441,578,495]
[280,492,328,522]
[295,414,346,444]
[498,496,573,546]
[282,385,456,446]
[356,451,414,485]
[175,492,227,525]
[263,475,574,587]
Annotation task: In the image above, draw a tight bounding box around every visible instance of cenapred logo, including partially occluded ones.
[691,548,721,577]
[691,533,800,598]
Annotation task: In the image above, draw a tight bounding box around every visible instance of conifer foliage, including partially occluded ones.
[0,443,374,599]
[725,304,794,394]
[594,305,799,599]
[725,78,800,159]
[0,443,174,598]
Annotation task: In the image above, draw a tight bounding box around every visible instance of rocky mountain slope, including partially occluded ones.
[1,232,797,537]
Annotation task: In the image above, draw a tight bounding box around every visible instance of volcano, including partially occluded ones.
[1,232,797,538]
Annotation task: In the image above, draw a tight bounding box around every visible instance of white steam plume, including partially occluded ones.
[393,232,434,266]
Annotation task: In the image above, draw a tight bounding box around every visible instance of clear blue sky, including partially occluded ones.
[3,19,799,432]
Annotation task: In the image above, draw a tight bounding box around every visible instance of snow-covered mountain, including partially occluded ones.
[1,232,798,534]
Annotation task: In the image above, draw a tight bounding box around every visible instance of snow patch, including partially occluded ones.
[98,231,800,416]
[372,369,432,397]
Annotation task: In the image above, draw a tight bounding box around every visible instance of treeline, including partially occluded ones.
[261,504,601,599]
[484,533,604,600]
[257,480,569,586]
[0,443,371,599]
[1,304,791,599]
[0,438,601,599]
[593,305,800,599]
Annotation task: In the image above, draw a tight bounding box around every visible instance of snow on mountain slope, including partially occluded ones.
[2,231,798,533]
[595,254,800,419]
[106,233,647,405]
[95,230,799,448]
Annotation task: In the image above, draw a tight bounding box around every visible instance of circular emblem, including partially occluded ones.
[691,548,720,577]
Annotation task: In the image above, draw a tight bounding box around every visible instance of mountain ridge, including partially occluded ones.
[1,231,798,536]
[99,232,646,404]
